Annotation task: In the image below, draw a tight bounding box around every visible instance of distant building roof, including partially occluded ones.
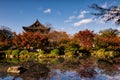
[22,20,50,34]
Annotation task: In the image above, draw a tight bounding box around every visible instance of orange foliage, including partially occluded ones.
[75,29,95,49]
[48,30,69,48]
[12,31,48,49]
[95,36,120,50]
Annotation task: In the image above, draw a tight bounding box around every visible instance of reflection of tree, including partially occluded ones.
[97,59,120,76]
[55,58,120,78]
[50,57,80,72]
[0,67,7,78]
[49,69,81,80]
[1,57,120,79]
[78,58,98,78]
[49,57,98,78]
[13,61,50,80]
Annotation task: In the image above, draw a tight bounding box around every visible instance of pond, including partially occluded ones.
[0,57,120,80]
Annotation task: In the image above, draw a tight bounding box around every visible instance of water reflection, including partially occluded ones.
[49,69,81,80]
[97,60,120,76]
[49,69,120,80]
[0,57,120,80]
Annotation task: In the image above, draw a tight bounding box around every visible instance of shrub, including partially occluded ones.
[47,49,60,57]
[50,49,60,55]
[19,50,28,54]
[65,47,80,57]
[37,50,46,58]
[19,50,28,58]
[38,50,45,54]
[6,58,19,63]
[4,50,12,58]
[5,50,12,55]
[64,43,80,56]
[12,49,20,57]
[91,49,119,59]
[28,52,38,59]
[105,51,119,58]
[65,51,74,57]
[96,49,106,59]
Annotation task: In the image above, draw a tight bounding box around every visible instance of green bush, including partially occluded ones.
[12,49,20,57]
[5,50,12,55]
[38,50,45,54]
[65,51,74,57]
[91,49,119,59]
[96,49,105,59]
[48,49,60,57]
[19,50,28,58]
[37,50,46,58]
[65,44,79,55]
[50,49,60,55]
[65,47,78,57]
[105,51,119,58]
[28,52,38,58]
[19,50,28,55]
[6,58,19,63]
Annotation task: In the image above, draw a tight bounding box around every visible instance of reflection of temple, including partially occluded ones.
[22,20,50,34]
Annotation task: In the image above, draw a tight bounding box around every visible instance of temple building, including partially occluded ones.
[22,20,50,34]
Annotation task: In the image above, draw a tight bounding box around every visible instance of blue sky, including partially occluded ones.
[0,0,120,35]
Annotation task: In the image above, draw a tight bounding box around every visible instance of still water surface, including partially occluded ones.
[0,57,120,80]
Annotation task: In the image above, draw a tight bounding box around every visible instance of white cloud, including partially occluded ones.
[94,18,105,24]
[69,15,75,20]
[77,14,84,19]
[77,10,89,19]
[80,10,89,15]
[64,15,75,23]
[43,8,51,13]
[74,18,93,27]
[64,10,89,23]
[64,19,72,23]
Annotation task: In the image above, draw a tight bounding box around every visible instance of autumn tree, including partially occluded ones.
[48,30,69,48]
[12,32,25,48]
[75,29,95,50]
[99,28,120,37]
[94,28,120,50]
[0,26,13,50]
[90,4,120,25]
[0,26,13,39]
[12,31,49,49]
